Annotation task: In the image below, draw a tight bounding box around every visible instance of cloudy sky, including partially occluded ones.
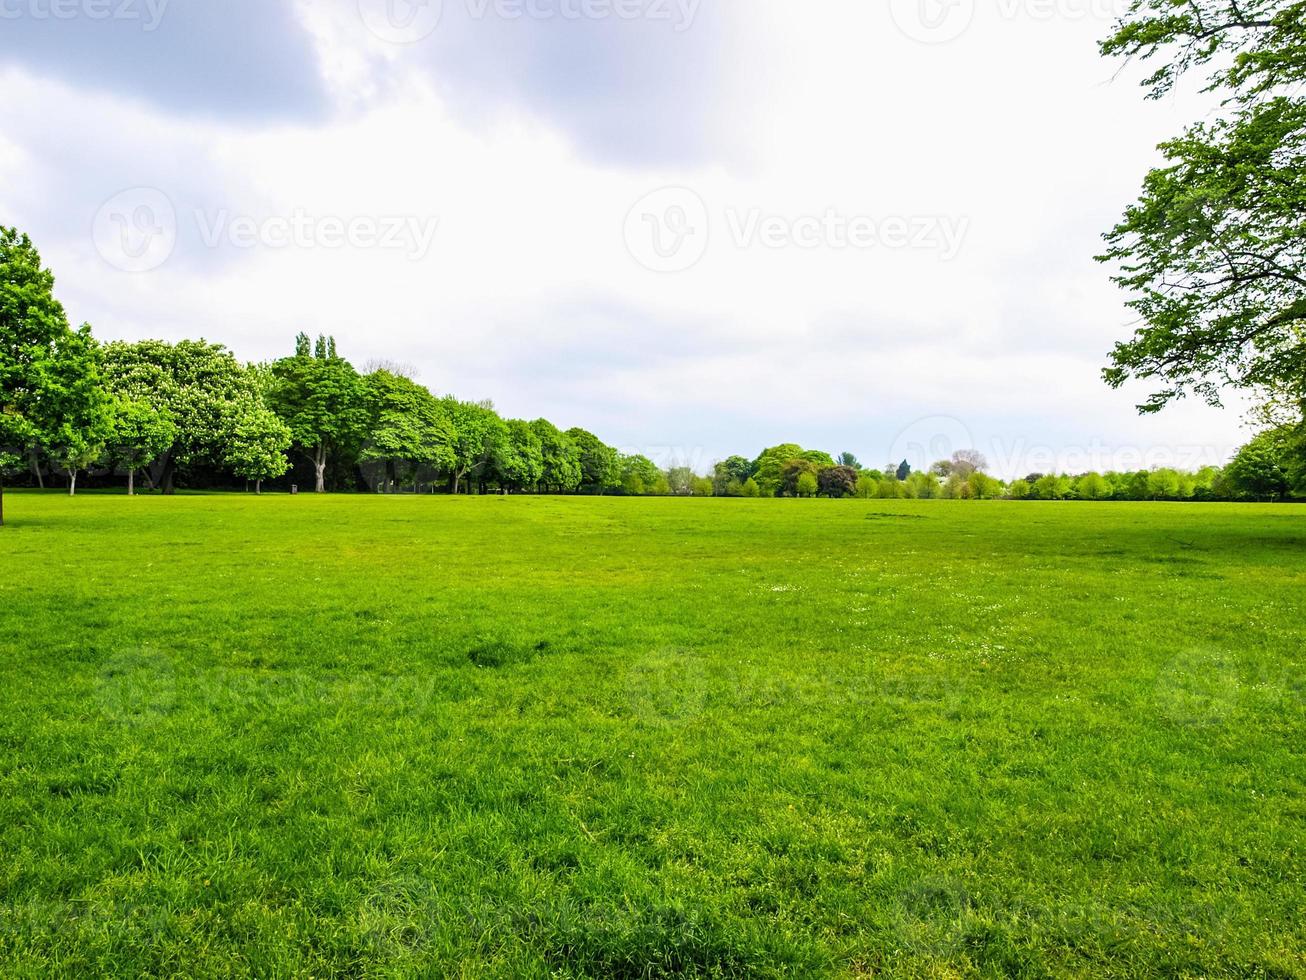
[0,0,1250,476]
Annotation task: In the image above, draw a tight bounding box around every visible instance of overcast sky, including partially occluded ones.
[0,0,1251,477]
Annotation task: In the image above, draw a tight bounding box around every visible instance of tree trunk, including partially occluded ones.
[128,469,135,496]
[255,479,262,495]
[67,470,77,496]
[160,456,177,495]
[29,448,44,489]
[0,479,5,527]
[314,445,327,493]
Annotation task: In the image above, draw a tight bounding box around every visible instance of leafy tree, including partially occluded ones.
[567,427,620,494]
[268,334,367,493]
[837,452,862,470]
[1146,468,1183,500]
[441,397,506,494]
[967,471,1002,500]
[1225,428,1294,499]
[361,371,455,492]
[740,477,761,498]
[105,395,176,495]
[854,473,877,498]
[780,458,821,497]
[227,406,292,493]
[877,477,907,499]
[493,419,544,492]
[1007,478,1032,500]
[103,340,268,494]
[905,470,938,499]
[37,325,111,496]
[895,459,912,481]
[753,446,832,496]
[1075,471,1113,501]
[620,454,660,496]
[795,471,819,498]
[949,449,987,477]
[713,455,754,495]
[665,466,694,496]
[1,227,90,523]
[530,419,581,493]
[1033,474,1072,500]
[691,475,714,497]
[817,465,858,498]
[1099,1,1306,411]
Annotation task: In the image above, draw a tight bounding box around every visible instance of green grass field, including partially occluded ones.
[0,493,1302,977]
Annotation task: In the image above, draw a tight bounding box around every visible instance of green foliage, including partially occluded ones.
[35,325,111,493]
[567,428,620,494]
[103,339,268,491]
[1075,471,1113,501]
[665,466,694,496]
[0,227,91,515]
[361,371,456,489]
[619,454,661,496]
[740,477,760,498]
[226,408,292,490]
[530,419,581,493]
[268,334,368,492]
[1226,428,1295,499]
[494,419,545,491]
[795,471,818,497]
[1099,3,1306,411]
[817,465,858,499]
[105,396,176,492]
[441,397,507,493]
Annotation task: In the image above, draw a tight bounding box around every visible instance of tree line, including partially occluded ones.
[2,227,1303,525]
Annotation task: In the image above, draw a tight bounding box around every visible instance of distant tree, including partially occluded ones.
[104,396,176,495]
[38,325,111,496]
[967,471,1001,500]
[1146,468,1182,500]
[877,477,906,499]
[1225,428,1294,500]
[620,454,661,496]
[1007,478,1032,500]
[441,398,506,494]
[691,475,714,497]
[950,449,987,477]
[896,459,912,481]
[780,458,821,497]
[795,471,819,498]
[752,444,804,497]
[567,428,620,494]
[713,455,754,495]
[269,335,368,493]
[530,419,581,493]
[1033,474,1071,500]
[818,465,858,498]
[227,406,292,494]
[665,466,694,496]
[905,470,938,499]
[1075,471,1112,501]
[930,459,953,477]
[741,477,761,498]
[361,371,455,492]
[0,227,96,522]
[491,419,543,492]
[837,452,862,470]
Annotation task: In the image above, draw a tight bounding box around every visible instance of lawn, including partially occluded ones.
[0,492,1302,977]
